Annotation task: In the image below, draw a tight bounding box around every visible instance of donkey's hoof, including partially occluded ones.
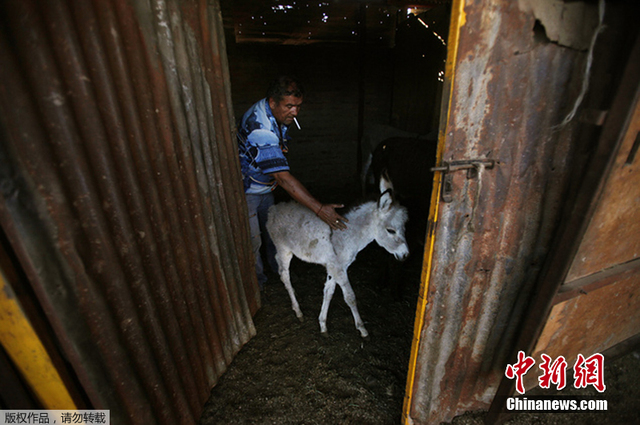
[320,331,329,338]
[297,315,304,323]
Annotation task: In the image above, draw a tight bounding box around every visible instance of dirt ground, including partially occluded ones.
[198,243,640,425]
[199,243,420,425]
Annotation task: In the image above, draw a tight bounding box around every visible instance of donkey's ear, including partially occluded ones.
[378,190,394,210]
[379,170,393,194]
[378,171,394,210]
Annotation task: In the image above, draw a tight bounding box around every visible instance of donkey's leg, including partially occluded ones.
[318,271,338,335]
[335,269,368,338]
[276,250,303,321]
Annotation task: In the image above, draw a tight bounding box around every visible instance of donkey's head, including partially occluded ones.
[374,173,409,261]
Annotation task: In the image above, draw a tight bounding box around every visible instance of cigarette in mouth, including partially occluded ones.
[293,117,301,130]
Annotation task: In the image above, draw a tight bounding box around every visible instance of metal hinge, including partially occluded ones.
[431,159,496,203]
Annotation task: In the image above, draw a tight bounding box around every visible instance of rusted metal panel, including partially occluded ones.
[405,1,593,423]
[0,0,257,423]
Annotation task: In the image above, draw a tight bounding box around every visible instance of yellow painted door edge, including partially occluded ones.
[402,1,466,423]
[0,269,76,409]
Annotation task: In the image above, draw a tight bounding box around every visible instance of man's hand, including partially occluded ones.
[316,204,348,230]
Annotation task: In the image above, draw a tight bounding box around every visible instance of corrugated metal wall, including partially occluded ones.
[404,0,602,423]
[0,0,258,423]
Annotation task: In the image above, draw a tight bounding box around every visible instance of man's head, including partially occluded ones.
[267,76,304,126]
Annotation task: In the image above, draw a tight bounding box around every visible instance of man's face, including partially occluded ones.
[269,94,303,126]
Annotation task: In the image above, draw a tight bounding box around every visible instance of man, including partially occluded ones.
[237,76,348,288]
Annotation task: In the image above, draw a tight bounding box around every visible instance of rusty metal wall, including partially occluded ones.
[405,1,598,423]
[0,0,258,423]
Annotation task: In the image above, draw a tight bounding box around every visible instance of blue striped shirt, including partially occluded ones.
[237,98,291,194]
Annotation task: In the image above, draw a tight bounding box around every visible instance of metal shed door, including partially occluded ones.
[402,0,610,423]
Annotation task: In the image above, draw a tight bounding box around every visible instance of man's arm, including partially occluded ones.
[272,171,348,230]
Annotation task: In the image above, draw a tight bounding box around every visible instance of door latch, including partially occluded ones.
[431,159,496,203]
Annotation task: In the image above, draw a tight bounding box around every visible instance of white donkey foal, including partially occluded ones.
[266,176,409,337]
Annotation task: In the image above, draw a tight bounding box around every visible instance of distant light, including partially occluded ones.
[407,7,431,16]
[432,31,447,45]
[418,18,447,46]
[272,5,293,12]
